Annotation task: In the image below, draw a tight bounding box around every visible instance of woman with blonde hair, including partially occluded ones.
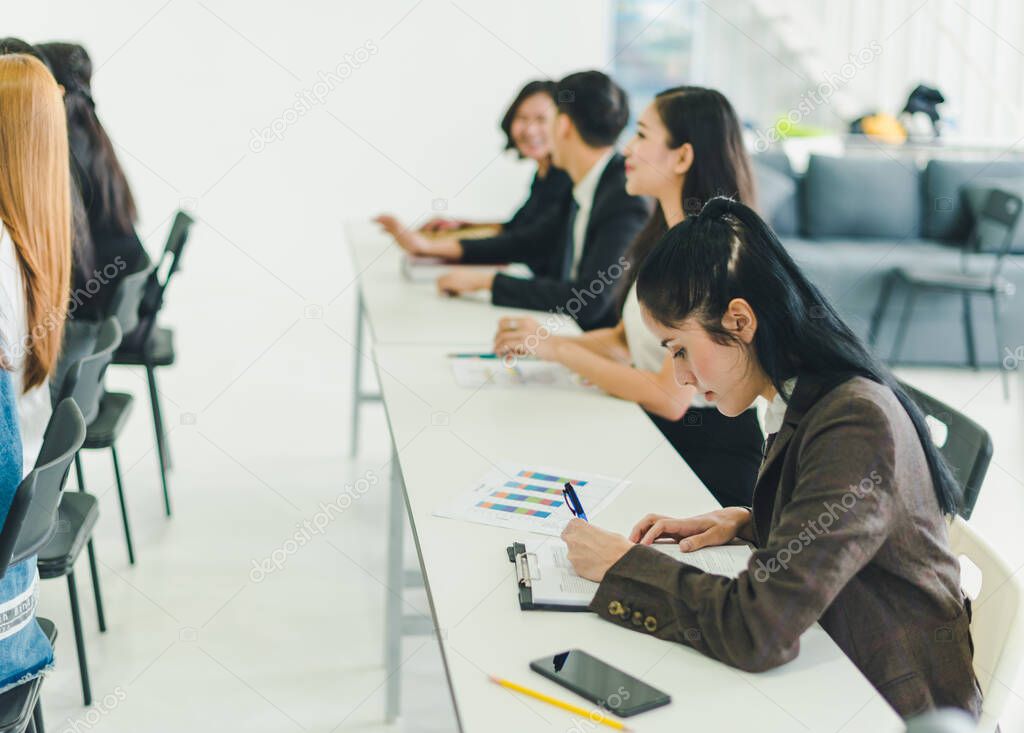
[0,53,73,468]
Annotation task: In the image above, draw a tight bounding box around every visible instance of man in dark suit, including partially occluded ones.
[435,71,650,330]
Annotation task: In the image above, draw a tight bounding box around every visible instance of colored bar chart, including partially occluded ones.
[475,501,551,518]
[490,491,562,506]
[434,463,630,536]
[503,481,563,496]
[517,470,588,486]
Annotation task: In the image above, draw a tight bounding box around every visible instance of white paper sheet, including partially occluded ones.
[434,463,630,536]
[449,357,592,391]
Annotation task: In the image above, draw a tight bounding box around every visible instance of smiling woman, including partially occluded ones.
[561,197,982,720]
[376,78,572,249]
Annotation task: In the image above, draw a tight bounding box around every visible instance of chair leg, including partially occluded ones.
[891,288,918,365]
[993,293,1010,401]
[86,540,106,633]
[74,453,85,493]
[67,572,92,706]
[111,445,136,564]
[868,273,895,348]
[146,365,172,516]
[350,295,365,458]
[962,292,978,369]
[33,699,44,733]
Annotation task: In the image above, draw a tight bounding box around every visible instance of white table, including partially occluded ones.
[372,342,904,732]
[344,220,578,455]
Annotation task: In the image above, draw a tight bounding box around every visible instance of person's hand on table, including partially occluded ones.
[373,214,463,259]
[493,316,562,361]
[373,214,430,254]
[437,268,496,296]
[561,519,633,582]
[629,507,752,551]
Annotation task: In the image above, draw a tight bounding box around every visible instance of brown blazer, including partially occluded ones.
[593,373,982,719]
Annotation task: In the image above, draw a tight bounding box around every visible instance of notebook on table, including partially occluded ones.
[507,539,753,611]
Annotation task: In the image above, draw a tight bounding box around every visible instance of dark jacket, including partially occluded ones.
[593,374,982,719]
[460,154,650,330]
[68,155,148,321]
[503,166,572,235]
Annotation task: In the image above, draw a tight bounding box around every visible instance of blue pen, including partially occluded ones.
[447,352,499,359]
[562,482,588,522]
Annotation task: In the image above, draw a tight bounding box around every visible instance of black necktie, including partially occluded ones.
[561,199,580,279]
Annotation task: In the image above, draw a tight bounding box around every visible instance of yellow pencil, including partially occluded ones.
[488,675,633,731]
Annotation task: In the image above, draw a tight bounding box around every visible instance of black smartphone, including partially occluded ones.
[529,649,671,717]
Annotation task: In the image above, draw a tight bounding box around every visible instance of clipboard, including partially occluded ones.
[506,542,590,612]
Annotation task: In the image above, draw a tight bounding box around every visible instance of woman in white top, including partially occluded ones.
[494,87,763,506]
[0,54,73,472]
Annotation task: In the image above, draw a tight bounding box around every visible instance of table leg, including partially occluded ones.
[350,292,366,457]
[384,439,404,722]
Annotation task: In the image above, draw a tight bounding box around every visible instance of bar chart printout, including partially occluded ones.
[433,463,631,535]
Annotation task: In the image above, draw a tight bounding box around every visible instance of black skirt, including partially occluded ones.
[647,406,763,507]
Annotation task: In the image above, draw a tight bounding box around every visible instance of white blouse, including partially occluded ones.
[0,222,52,475]
[621,282,710,408]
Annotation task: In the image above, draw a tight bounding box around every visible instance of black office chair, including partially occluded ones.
[901,381,993,519]
[113,210,194,516]
[93,259,152,565]
[106,253,153,337]
[870,188,1023,399]
[0,399,85,710]
[0,618,55,733]
[41,321,122,706]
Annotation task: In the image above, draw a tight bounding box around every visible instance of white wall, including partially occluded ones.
[4,1,612,424]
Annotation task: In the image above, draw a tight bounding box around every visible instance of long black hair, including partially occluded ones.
[618,86,755,309]
[636,197,961,515]
[38,42,138,237]
[500,80,556,157]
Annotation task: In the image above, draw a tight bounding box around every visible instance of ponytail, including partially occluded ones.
[637,197,962,515]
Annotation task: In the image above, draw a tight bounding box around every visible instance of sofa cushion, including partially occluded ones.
[752,159,799,236]
[923,158,1024,241]
[752,151,794,178]
[803,155,921,239]
[961,180,1024,253]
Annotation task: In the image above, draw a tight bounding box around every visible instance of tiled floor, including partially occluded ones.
[32,290,1024,731]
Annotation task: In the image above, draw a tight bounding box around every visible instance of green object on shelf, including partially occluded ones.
[772,118,830,139]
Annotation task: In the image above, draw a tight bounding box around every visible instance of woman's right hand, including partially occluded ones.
[373,214,432,255]
[628,508,752,551]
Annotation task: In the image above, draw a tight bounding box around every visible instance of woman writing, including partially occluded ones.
[494,87,763,506]
[561,198,981,718]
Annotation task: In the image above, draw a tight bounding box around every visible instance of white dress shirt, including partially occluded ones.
[569,149,615,278]
[763,377,798,435]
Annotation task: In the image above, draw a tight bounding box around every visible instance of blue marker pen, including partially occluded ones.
[562,482,588,522]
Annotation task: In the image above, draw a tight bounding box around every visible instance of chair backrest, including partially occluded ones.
[57,318,122,425]
[105,254,153,336]
[948,516,1024,730]
[0,399,86,575]
[140,210,193,323]
[967,188,1023,278]
[50,320,100,408]
[901,381,992,519]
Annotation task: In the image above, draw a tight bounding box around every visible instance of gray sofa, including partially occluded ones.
[752,152,1024,366]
